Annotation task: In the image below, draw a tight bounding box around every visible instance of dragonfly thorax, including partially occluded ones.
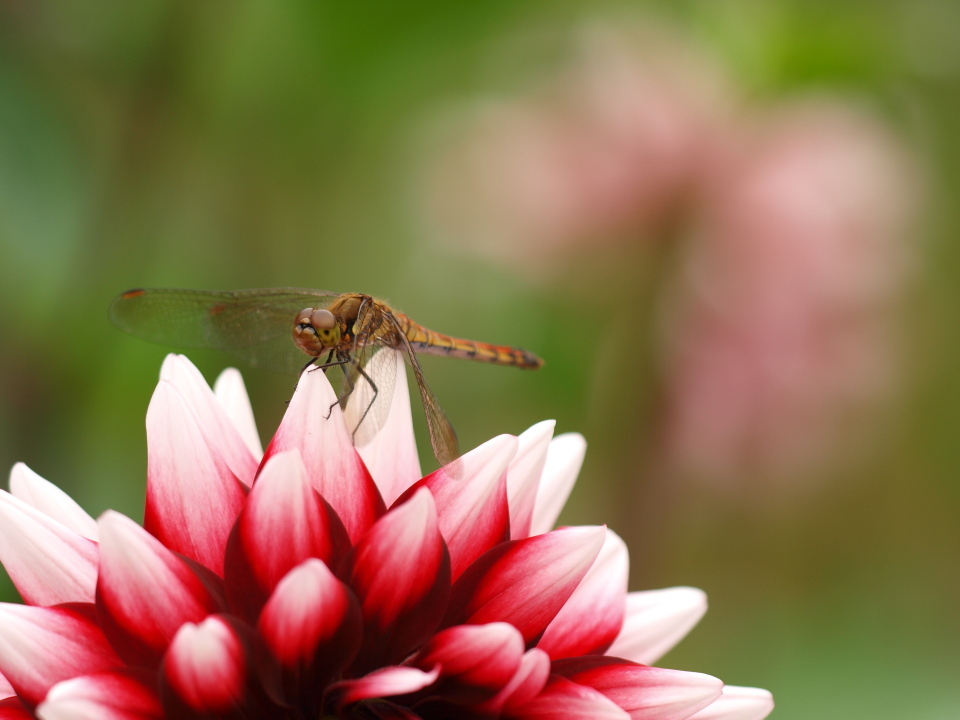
[292,307,342,356]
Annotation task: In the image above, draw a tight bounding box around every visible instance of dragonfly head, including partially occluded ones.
[292,307,342,355]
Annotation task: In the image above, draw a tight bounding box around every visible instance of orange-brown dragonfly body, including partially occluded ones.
[110,288,543,468]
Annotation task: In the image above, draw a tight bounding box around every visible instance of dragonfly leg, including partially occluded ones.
[349,358,379,437]
[325,352,357,420]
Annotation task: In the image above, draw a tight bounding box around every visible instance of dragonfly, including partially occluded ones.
[109,288,543,468]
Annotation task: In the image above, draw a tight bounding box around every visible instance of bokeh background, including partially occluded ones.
[1,1,958,717]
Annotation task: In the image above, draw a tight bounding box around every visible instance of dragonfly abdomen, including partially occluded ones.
[400,318,543,369]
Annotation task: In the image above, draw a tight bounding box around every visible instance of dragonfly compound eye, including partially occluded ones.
[310,309,337,330]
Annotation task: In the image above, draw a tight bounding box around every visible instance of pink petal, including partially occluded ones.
[224,451,351,620]
[606,587,708,665]
[8,464,98,541]
[96,511,226,668]
[262,365,385,544]
[346,488,450,675]
[0,490,98,606]
[144,380,248,576]
[0,698,31,719]
[160,615,273,718]
[258,559,362,699]
[413,622,525,702]
[552,657,723,720]
[330,665,440,710]
[0,604,121,709]
[36,670,163,720]
[687,686,774,720]
[345,350,422,505]
[213,368,264,459]
[398,434,516,580]
[160,356,259,485]
[530,433,586,536]
[0,671,12,699]
[538,528,628,659]
[504,675,630,720]
[507,420,555,539]
[444,525,605,645]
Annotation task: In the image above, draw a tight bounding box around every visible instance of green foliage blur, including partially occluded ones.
[0,1,958,718]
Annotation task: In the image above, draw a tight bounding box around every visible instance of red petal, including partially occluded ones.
[224,451,351,620]
[346,488,450,675]
[262,365,385,544]
[477,647,551,716]
[606,588,707,665]
[0,490,98,606]
[0,603,121,709]
[537,529,628,659]
[397,434,516,580]
[507,421,555,540]
[444,525,605,645]
[0,671,12,699]
[552,657,723,720]
[329,665,440,710]
[160,615,277,719]
[96,512,226,668]
[413,622,525,703]
[504,675,630,720]
[36,669,163,720]
[530,433,586,536]
[0,698,30,719]
[258,559,362,706]
[144,380,248,576]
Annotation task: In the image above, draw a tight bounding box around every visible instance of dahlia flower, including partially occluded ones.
[0,354,773,719]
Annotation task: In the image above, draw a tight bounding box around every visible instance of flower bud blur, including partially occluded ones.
[423,21,919,486]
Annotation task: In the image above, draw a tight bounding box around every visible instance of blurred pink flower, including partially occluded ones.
[660,101,917,483]
[0,355,773,719]
[424,25,733,273]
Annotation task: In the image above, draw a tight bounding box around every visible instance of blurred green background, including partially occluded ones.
[1,1,958,718]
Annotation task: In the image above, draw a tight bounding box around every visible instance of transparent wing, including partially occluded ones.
[341,346,399,447]
[109,287,342,374]
[385,314,461,469]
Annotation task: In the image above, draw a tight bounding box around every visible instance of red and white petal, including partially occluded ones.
[8,464,98,541]
[480,648,551,716]
[401,434,516,580]
[36,670,163,720]
[160,615,271,718]
[96,511,225,667]
[507,421,554,540]
[0,490,98,606]
[530,433,586,536]
[330,666,440,710]
[144,380,248,575]
[258,559,362,691]
[224,451,351,620]
[0,671,12,699]
[505,675,630,720]
[160,356,259,485]
[606,587,708,665]
[445,525,605,645]
[552,657,723,720]
[345,350,421,506]
[687,686,774,720]
[262,365,385,544]
[213,368,264,460]
[0,604,121,709]
[347,488,450,674]
[0,698,31,719]
[538,528,628,659]
[413,623,524,702]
